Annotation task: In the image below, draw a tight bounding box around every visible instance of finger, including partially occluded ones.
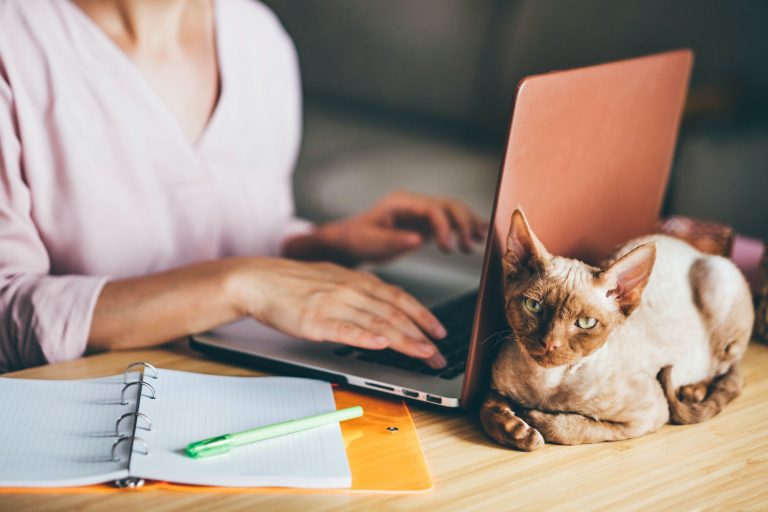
[329,291,447,369]
[344,306,444,364]
[445,203,475,253]
[357,277,447,339]
[425,205,453,252]
[423,351,448,370]
[473,217,490,241]
[390,336,446,369]
[350,297,433,347]
[313,318,391,350]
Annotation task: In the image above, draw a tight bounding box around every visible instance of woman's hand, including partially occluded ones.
[230,258,448,368]
[284,190,488,266]
[90,257,446,368]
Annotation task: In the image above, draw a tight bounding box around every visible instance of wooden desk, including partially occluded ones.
[3,341,768,511]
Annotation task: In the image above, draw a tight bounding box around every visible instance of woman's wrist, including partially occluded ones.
[220,257,266,320]
[221,256,308,324]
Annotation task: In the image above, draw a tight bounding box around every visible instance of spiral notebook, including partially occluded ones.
[0,364,352,489]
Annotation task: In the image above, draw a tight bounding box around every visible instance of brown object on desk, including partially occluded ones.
[658,215,735,256]
[2,341,768,511]
[756,240,768,343]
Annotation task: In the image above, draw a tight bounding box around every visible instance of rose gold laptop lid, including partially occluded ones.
[461,50,693,408]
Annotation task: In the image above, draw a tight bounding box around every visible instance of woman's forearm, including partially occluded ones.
[88,259,245,351]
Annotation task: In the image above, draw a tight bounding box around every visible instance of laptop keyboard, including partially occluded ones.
[332,290,478,380]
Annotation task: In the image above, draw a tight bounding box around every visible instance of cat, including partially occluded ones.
[480,209,754,451]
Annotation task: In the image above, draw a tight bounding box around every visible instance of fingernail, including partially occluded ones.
[418,341,436,356]
[426,352,447,370]
[373,336,390,347]
[433,322,447,339]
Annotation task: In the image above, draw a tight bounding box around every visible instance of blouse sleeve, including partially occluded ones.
[0,71,107,373]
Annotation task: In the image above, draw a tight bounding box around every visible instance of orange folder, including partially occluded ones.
[1,388,433,495]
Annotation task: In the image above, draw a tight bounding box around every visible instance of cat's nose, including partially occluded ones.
[544,339,561,353]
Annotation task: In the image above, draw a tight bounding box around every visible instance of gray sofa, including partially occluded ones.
[263,0,768,302]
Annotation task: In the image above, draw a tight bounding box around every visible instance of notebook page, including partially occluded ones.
[130,370,352,488]
[0,374,134,487]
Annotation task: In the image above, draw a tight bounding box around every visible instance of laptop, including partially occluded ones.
[190,49,693,409]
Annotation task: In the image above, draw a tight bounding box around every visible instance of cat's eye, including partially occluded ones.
[523,297,543,315]
[576,316,598,329]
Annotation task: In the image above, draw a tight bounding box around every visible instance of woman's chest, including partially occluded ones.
[18,81,294,277]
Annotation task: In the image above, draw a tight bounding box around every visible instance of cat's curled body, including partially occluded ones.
[481,210,754,451]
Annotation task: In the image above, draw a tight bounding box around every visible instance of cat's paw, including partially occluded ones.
[489,418,544,452]
[480,395,545,451]
[678,382,708,403]
[499,415,545,451]
[518,409,550,432]
[513,422,544,452]
[518,409,562,444]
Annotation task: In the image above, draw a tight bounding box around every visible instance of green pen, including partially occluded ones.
[185,406,364,459]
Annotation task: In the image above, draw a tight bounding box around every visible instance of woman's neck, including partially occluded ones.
[72,0,220,143]
[73,0,210,51]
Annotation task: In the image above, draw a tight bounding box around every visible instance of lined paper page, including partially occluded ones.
[0,375,133,487]
[131,370,351,488]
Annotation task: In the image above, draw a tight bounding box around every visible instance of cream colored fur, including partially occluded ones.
[482,214,754,450]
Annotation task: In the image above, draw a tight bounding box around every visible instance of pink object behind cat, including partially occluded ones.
[731,235,765,294]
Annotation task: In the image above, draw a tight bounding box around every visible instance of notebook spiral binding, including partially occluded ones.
[111,361,158,489]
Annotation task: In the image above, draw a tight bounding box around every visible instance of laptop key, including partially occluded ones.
[397,359,423,371]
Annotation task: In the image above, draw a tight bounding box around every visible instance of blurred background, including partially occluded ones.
[263,0,768,303]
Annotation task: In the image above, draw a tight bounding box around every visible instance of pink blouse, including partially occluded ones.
[0,0,311,371]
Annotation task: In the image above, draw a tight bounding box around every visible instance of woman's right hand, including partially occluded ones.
[228,258,448,369]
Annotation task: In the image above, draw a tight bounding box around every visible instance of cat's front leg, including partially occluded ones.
[518,408,661,445]
[519,374,670,445]
[480,391,545,451]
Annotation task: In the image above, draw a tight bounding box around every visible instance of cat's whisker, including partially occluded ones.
[480,329,513,348]
[490,331,515,350]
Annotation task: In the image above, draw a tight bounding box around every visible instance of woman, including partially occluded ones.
[0,0,486,372]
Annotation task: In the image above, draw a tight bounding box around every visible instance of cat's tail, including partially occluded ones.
[657,364,744,424]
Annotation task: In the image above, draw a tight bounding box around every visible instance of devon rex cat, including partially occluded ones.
[481,209,754,451]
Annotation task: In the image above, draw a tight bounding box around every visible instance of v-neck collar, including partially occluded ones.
[64,0,227,153]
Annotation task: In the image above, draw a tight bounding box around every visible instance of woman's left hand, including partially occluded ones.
[284,190,488,266]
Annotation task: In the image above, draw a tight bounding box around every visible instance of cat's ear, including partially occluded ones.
[504,209,550,276]
[600,243,656,316]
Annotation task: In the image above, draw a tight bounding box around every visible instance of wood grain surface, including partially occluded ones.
[2,340,767,511]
